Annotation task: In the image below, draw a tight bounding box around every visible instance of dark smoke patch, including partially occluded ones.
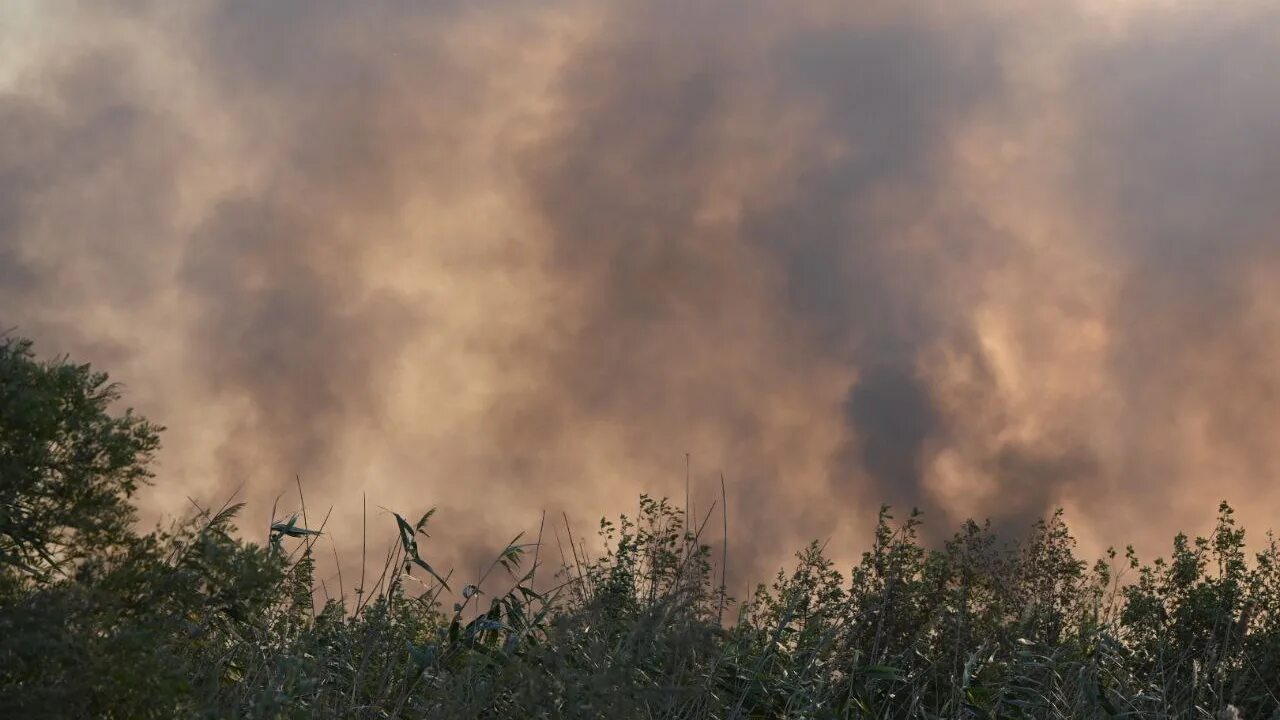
[181,192,419,496]
[742,17,1003,355]
[508,3,749,441]
[775,21,997,185]
[842,364,941,517]
[985,444,1099,536]
[0,46,184,368]
[167,0,493,504]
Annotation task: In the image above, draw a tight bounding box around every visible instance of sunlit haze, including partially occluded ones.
[4,0,1279,587]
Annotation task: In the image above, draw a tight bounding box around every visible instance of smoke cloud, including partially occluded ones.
[3,0,1279,585]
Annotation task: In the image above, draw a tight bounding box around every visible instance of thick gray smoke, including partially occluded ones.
[3,0,1280,585]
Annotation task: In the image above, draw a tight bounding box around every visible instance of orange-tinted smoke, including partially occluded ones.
[2,0,1279,587]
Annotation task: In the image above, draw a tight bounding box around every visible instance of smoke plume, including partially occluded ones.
[3,0,1279,584]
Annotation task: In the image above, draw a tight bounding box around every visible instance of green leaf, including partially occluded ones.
[270,514,321,538]
[409,555,450,591]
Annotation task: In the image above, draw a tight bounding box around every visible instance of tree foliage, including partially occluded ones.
[0,336,161,592]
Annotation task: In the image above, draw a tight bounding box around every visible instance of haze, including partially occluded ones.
[3,0,1279,585]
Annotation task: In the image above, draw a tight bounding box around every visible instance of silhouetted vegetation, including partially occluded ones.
[2,335,1277,718]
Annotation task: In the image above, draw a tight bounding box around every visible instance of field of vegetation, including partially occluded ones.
[2,334,1278,719]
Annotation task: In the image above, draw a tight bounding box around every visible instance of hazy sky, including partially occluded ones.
[3,0,1279,589]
